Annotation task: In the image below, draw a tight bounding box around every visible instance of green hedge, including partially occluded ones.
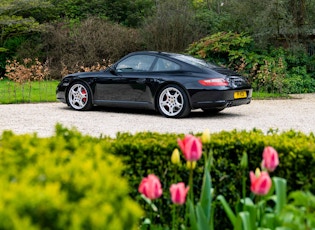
[0,125,314,229]
[0,125,142,230]
[112,129,315,228]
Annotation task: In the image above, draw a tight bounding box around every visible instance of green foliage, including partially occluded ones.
[1,125,315,229]
[278,191,315,229]
[141,0,202,52]
[187,32,315,94]
[102,0,154,27]
[0,127,143,229]
[187,31,255,69]
[110,129,315,229]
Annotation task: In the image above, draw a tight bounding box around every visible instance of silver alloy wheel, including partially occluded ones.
[68,83,89,110]
[158,87,184,117]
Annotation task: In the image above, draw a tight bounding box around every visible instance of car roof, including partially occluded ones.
[126,51,216,67]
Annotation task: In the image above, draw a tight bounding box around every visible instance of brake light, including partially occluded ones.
[198,78,229,86]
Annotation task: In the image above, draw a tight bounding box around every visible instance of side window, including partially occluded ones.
[152,58,180,71]
[116,55,155,72]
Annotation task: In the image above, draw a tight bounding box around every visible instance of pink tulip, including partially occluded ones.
[249,170,272,195]
[177,134,202,161]
[262,146,279,172]
[170,182,190,205]
[138,174,163,200]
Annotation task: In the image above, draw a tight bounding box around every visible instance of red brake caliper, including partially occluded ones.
[81,88,87,103]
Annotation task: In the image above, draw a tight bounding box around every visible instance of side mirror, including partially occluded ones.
[109,66,117,75]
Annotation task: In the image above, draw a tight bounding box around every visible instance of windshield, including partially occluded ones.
[171,54,217,69]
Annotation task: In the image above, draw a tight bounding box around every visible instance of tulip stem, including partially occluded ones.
[189,167,194,202]
[242,167,247,211]
[172,204,177,230]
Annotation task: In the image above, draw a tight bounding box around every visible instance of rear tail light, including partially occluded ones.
[198,78,229,86]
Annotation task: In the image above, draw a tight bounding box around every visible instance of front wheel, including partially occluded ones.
[157,85,190,118]
[67,82,92,111]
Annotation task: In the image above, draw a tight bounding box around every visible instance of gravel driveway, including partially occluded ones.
[1,94,315,138]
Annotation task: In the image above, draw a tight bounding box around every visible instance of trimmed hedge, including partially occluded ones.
[0,125,142,230]
[0,125,314,229]
[112,129,315,228]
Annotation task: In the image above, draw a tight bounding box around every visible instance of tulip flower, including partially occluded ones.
[138,174,163,200]
[186,160,196,170]
[262,146,279,172]
[177,134,202,161]
[170,182,190,205]
[249,168,272,195]
[171,148,181,165]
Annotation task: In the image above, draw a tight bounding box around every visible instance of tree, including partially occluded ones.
[0,0,52,75]
[141,0,204,52]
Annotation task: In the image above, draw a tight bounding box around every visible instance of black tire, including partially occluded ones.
[157,84,191,118]
[66,82,93,111]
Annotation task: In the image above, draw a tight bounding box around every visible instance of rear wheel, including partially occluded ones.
[157,85,190,118]
[67,82,92,111]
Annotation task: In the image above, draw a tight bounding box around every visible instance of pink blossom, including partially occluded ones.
[170,182,190,205]
[249,170,272,195]
[177,134,202,161]
[138,174,163,200]
[262,146,279,172]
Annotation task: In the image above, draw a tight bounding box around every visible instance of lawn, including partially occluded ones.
[0,79,59,104]
[0,79,290,104]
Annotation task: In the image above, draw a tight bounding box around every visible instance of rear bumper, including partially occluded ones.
[190,89,253,109]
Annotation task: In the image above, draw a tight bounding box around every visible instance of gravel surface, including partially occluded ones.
[1,94,315,138]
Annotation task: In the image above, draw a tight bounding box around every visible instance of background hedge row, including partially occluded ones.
[0,124,314,229]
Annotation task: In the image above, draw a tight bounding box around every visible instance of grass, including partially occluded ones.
[0,79,59,104]
[0,79,291,104]
[252,91,291,100]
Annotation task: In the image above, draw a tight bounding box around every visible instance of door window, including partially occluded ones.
[116,55,155,72]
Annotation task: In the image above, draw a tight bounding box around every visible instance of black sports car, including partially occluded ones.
[56,51,252,118]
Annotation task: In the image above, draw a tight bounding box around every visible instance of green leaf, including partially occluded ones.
[262,213,276,229]
[199,166,212,222]
[236,211,252,230]
[217,195,236,227]
[196,203,209,230]
[0,47,8,52]
[273,177,287,214]
[188,199,198,230]
[241,198,256,229]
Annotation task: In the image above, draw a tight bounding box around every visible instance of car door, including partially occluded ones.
[94,54,156,106]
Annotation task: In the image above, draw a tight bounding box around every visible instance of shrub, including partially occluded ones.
[3,58,52,103]
[44,17,144,78]
[5,58,49,83]
[141,0,204,52]
[111,129,315,229]
[0,126,142,229]
[1,126,315,229]
[186,32,315,94]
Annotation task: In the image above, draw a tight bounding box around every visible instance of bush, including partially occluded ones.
[186,32,315,94]
[1,126,314,229]
[111,129,315,229]
[141,0,204,52]
[0,126,142,229]
[44,17,144,78]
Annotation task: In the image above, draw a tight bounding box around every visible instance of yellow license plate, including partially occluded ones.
[234,91,247,99]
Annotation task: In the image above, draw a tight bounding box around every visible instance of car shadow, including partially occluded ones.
[60,105,244,119]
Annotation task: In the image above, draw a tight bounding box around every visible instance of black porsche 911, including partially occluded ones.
[56,51,252,118]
